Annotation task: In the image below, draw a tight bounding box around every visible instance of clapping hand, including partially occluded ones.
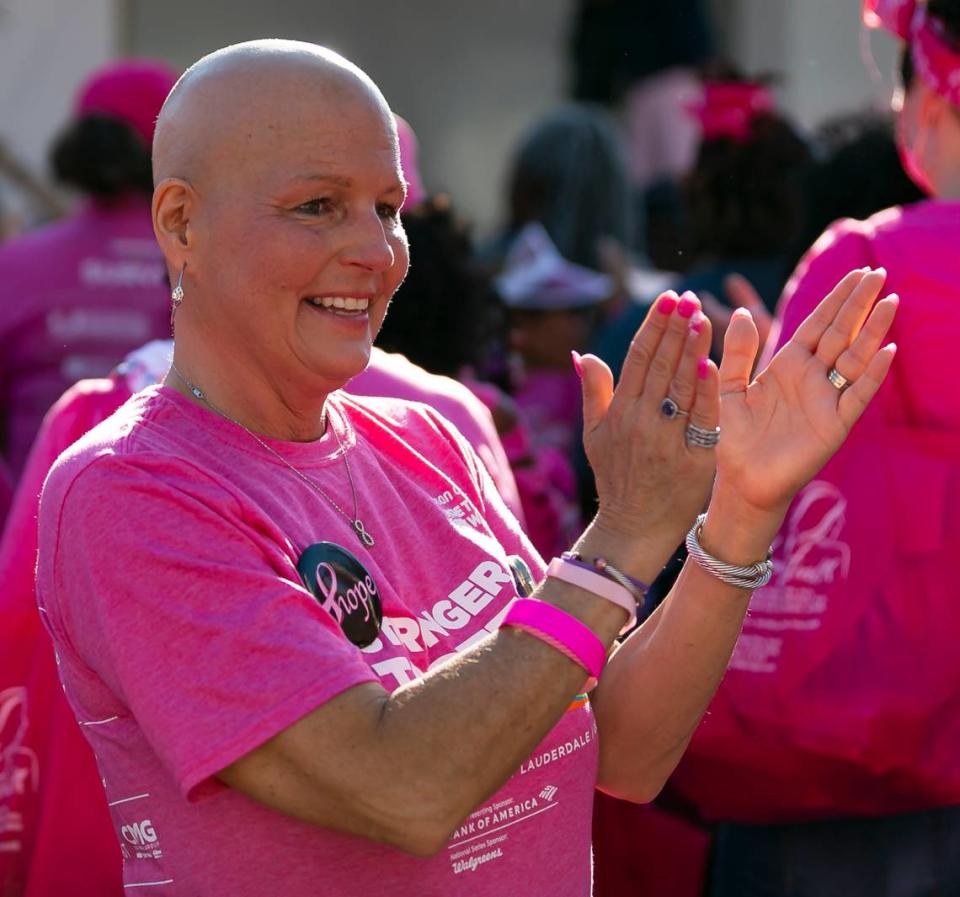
[713,267,897,525]
[578,291,719,566]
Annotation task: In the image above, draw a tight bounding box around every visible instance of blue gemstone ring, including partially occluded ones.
[660,397,690,419]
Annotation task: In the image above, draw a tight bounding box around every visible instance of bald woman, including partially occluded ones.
[36,41,896,895]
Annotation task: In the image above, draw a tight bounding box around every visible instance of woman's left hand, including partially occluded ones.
[714,267,897,522]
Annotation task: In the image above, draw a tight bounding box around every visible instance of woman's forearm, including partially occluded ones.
[591,492,785,802]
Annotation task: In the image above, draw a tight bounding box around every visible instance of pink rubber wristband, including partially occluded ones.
[546,557,636,634]
[501,598,606,691]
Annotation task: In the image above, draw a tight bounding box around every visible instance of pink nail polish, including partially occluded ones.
[697,357,710,380]
[571,350,584,379]
[677,296,698,319]
[690,313,705,335]
[657,295,678,315]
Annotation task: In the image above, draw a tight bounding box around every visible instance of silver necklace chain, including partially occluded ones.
[169,363,375,547]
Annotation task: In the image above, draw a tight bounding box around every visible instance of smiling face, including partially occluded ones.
[154,44,410,408]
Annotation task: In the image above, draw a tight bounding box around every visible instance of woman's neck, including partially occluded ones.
[165,348,330,442]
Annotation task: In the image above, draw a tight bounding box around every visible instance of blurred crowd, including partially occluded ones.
[1,0,958,895]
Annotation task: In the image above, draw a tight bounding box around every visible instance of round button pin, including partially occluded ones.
[297,542,382,648]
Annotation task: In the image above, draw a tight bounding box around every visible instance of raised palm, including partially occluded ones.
[716,269,898,515]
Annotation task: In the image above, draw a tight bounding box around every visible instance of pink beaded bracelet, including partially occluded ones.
[501,598,606,691]
[547,556,637,634]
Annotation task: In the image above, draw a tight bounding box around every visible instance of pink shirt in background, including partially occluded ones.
[349,347,524,524]
[0,378,126,895]
[0,196,169,479]
[674,199,960,821]
[37,387,598,895]
[512,369,583,459]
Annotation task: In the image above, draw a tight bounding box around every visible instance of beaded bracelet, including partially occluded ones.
[501,598,606,691]
[562,552,649,602]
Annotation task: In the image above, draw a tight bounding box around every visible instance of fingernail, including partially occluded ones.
[697,357,710,380]
[732,307,753,320]
[886,293,900,306]
[657,293,678,315]
[873,267,887,279]
[690,312,706,335]
[886,342,898,355]
[571,350,584,379]
[677,293,698,318]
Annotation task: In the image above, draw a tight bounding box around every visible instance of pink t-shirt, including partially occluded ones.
[673,199,960,821]
[0,196,169,479]
[349,348,524,524]
[0,378,125,895]
[37,386,598,895]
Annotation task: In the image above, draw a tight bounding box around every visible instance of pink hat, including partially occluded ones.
[395,114,427,212]
[74,58,180,148]
[863,0,960,107]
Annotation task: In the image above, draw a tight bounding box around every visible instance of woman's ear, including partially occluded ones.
[152,177,195,269]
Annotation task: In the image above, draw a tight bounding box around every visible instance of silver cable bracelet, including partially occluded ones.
[684,513,774,590]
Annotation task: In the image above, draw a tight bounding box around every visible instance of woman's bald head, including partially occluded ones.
[152,40,394,187]
[151,40,409,409]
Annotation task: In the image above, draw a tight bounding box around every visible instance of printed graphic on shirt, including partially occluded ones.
[730,481,850,673]
[0,686,39,855]
[435,488,484,533]
[118,815,163,862]
[445,717,598,877]
[359,560,515,688]
[298,542,382,648]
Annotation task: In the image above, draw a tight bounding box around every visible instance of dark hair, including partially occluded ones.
[506,104,631,271]
[785,110,923,271]
[685,110,812,258]
[377,196,498,377]
[50,114,153,198]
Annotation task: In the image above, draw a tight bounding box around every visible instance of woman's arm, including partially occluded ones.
[221,271,896,854]
[220,290,720,854]
[592,268,898,799]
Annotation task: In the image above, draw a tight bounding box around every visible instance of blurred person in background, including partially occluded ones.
[594,79,812,374]
[786,109,925,274]
[481,103,634,289]
[569,0,712,254]
[669,2,960,894]
[0,59,177,485]
[491,222,616,555]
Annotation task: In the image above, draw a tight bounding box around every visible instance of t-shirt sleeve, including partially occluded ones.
[767,219,876,359]
[39,454,379,800]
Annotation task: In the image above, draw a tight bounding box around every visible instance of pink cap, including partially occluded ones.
[74,58,180,148]
[394,114,427,212]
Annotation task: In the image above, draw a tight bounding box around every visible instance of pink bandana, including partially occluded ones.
[690,82,776,143]
[864,0,960,106]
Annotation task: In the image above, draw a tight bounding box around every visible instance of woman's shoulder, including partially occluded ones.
[41,387,230,519]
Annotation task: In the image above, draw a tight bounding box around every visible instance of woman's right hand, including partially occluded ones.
[577,291,719,575]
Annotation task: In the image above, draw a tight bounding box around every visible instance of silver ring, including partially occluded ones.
[686,423,720,448]
[827,368,851,391]
[660,397,690,419]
